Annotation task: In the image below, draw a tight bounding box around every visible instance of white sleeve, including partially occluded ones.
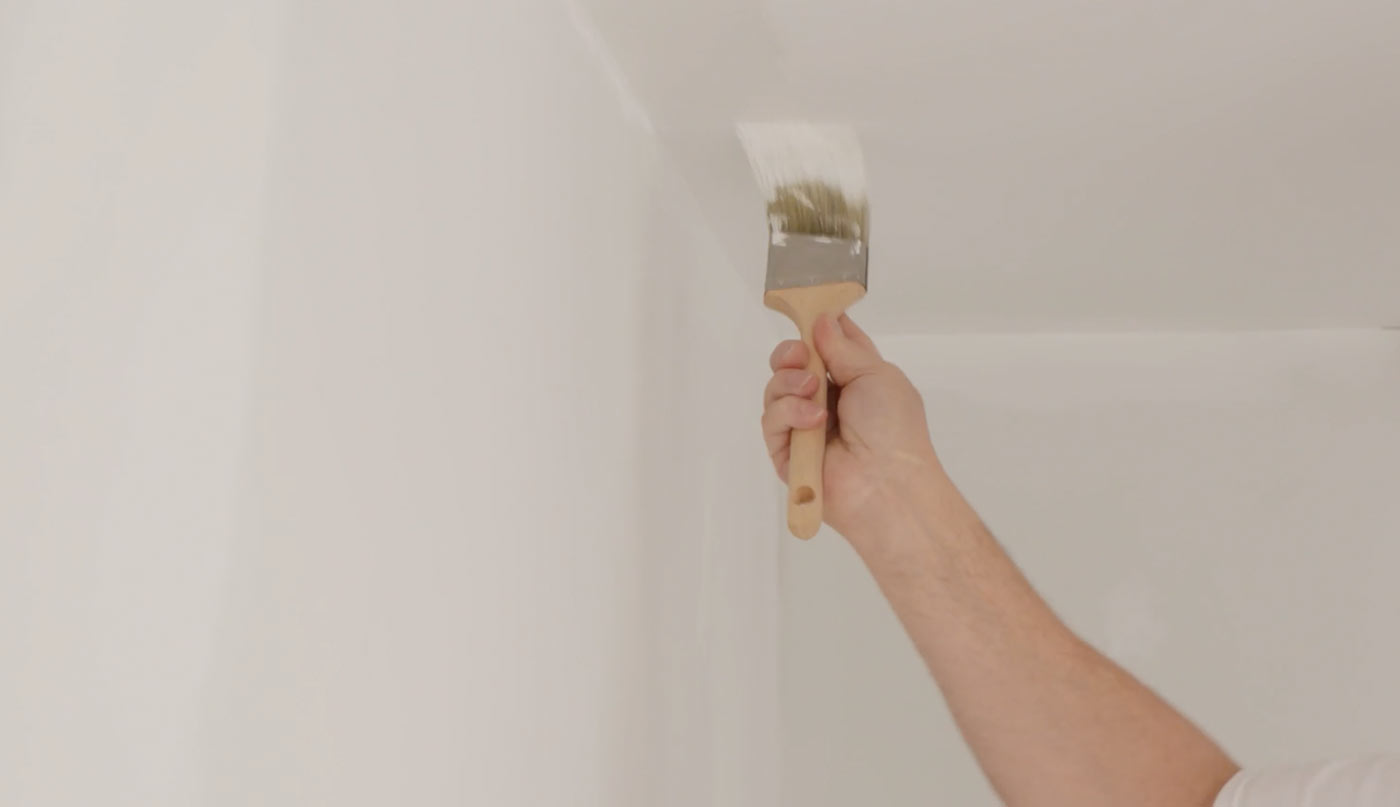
[1215,755,1400,807]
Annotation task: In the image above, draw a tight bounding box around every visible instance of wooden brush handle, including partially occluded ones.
[764,281,866,539]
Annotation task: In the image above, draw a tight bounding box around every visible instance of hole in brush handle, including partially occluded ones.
[788,485,822,539]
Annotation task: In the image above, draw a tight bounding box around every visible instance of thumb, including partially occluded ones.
[813,314,882,385]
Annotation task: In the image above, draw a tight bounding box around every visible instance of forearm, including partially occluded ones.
[851,470,1239,807]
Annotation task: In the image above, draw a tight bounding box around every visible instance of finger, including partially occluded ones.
[769,340,809,372]
[837,314,881,357]
[770,431,790,482]
[763,395,828,440]
[813,314,883,386]
[764,369,819,406]
[762,395,828,469]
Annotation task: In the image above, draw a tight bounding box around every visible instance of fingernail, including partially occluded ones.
[798,373,818,393]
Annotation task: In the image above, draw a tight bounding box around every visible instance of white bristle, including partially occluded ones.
[736,122,868,203]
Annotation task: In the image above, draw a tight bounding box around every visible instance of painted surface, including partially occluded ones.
[781,330,1400,805]
[582,0,1400,332]
[0,2,278,802]
[1,1,779,805]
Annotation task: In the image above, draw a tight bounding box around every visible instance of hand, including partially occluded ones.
[762,314,943,542]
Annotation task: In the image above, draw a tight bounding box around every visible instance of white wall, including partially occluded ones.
[781,330,1400,806]
[1,2,277,803]
[1,2,779,805]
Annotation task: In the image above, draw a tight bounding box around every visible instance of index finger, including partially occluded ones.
[769,340,809,372]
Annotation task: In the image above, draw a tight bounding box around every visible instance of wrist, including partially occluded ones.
[844,461,979,565]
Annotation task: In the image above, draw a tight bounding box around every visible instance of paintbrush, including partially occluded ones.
[738,122,870,539]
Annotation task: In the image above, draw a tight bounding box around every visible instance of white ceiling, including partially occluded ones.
[581,0,1400,332]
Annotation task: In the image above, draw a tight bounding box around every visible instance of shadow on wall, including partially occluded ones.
[633,163,784,807]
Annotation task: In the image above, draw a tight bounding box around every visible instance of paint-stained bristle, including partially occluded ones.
[737,122,869,243]
[768,181,869,242]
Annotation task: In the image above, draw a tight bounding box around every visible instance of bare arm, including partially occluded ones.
[762,315,1238,807]
[855,470,1238,807]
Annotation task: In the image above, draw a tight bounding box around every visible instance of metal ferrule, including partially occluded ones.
[765,233,869,291]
